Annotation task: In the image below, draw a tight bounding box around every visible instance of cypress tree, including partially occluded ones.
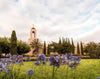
[68,38,70,45]
[0,46,2,57]
[80,42,84,55]
[59,38,61,44]
[43,41,46,54]
[47,44,50,54]
[77,42,80,54]
[66,38,68,43]
[10,30,17,55]
[71,38,75,54]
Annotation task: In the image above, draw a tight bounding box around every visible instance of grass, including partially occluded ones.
[0,59,100,79]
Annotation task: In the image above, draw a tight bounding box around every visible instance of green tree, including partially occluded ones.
[77,42,80,54]
[71,38,75,54]
[59,38,61,44]
[0,45,2,57]
[0,37,10,55]
[30,39,42,54]
[43,41,46,54]
[17,40,30,55]
[10,30,17,55]
[80,42,84,55]
[47,44,50,54]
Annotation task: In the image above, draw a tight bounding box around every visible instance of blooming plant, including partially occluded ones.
[0,53,88,79]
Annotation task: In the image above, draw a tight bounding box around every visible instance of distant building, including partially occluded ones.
[26,24,42,55]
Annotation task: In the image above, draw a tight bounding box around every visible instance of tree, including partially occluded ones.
[17,40,30,55]
[10,30,17,55]
[30,39,42,54]
[84,42,100,58]
[0,45,2,57]
[43,41,46,54]
[80,42,84,55]
[0,37,10,55]
[71,38,75,54]
[59,38,61,44]
[48,37,73,54]
[77,42,80,54]
[47,44,50,54]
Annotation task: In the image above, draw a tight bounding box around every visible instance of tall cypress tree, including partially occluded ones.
[71,38,75,54]
[43,41,46,54]
[10,30,17,55]
[68,38,70,45]
[77,42,80,54]
[80,42,84,55]
[59,38,61,44]
[0,46,2,57]
[47,44,50,54]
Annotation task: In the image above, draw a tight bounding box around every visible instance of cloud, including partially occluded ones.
[0,0,100,44]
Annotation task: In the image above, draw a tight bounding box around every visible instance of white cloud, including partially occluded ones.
[0,0,100,44]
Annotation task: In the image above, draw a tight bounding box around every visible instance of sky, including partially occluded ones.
[0,0,100,44]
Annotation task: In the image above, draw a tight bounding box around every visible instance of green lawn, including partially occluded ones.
[0,59,100,79]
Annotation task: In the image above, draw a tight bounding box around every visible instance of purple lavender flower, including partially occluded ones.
[25,57,31,61]
[17,59,24,65]
[6,68,11,74]
[98,76,100,79]
[61,55,68,65]
[49,56,60,68]
[25,57,28,61]
[18,55,23,59]
[6,54,11,58]
[27,69,34,75]
[29,57,31,61]
[37,54,46,61]
[65,53,73,60]
[0,62,6,71]
[68,56,81,69]
[34,61,40,66]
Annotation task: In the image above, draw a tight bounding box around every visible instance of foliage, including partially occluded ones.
[17,40,30,55]
[48,37,74,54]
[0,37,10,54]
[30,39,42,54]
[84,42,100,58]
[80,42,84,55]
[77,42,80,54]
[10,30,17,55]
[0,37,30,55]
[47,44,50,54]
[0,46,2,57]
[43,41,46,54]
[71,38,75,54]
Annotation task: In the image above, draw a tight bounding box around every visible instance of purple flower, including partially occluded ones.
[68,56,81,69]
[61,55,67,65]
[0,62,6,71]
[25,57,28,61]
[34,61,40,66]
[65,53,73,59]
[18,55,23,59]
[98,76,100,79]
[25,57,31,61]
[6,54,11,58]
[27,69,34,75]
[17,59,24,65]
[6,68,11,74]
[29,57,31,61]
[49,56,60,68]
[37,54,46,61]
